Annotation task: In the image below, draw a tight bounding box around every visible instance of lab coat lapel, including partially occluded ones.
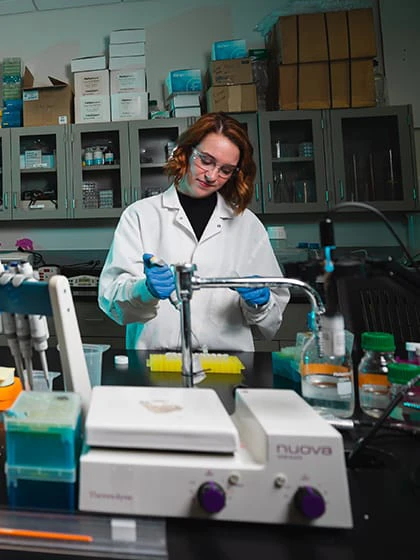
[200,193,235,243]
[162,184,196,239]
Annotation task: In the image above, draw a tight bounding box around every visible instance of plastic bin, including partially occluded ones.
[6,464,77,511]
[4,391,82,469]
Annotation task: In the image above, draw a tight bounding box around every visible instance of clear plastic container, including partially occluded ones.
[358,332,396,418]
[300,330,354,418]
[388,362,420,425]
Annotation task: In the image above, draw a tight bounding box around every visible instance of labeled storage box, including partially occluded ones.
[206,84,257,113]
[5,391,82,470]
[207,58,253,86]
[109,55,146,70]
[165,69,202,95]
[111,92,148,121]
[111,69,146,94]
[71,55,107,73]
[211,39,247,61]
[110,28,146,44]
[75,95,111,123]
[74,69,110,97]
[109,42,145,58]
[6,464,77,511]
[22,68,73,126]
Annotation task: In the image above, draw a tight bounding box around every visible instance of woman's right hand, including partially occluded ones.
[143,253,176,299]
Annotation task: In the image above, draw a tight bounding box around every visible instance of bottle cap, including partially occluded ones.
[361,332,396,352]
[114,355,128,367]
[0,367,15,387]
[387,362,420,384]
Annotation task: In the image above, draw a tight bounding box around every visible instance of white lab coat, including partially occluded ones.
[98,185,290,351]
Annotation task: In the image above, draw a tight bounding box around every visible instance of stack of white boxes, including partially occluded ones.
[109,28,148,121]
[164,69,202,118]
[71,56,110,124]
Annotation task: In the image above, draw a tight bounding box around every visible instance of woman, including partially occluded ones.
[98,112,289,350]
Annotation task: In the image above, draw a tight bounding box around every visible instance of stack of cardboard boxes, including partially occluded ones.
[71,27,147,124]
[265,8,377,110]
[2,58,24,127]
[206,39,257,113]
[108,28,148,122]
[164,69,202,118]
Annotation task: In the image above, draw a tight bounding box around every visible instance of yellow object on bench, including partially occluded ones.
[147,352,245,374]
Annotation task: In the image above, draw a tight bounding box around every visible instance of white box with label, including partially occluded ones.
[110,69,146,94]
[74,70,110,97]
[75,95,110,123]
[110,28,146,44]
[109,42,145,58]
[111,92,148,121]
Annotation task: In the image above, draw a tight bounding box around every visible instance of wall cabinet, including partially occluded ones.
[0,106,417,223]
[258,105,418,213]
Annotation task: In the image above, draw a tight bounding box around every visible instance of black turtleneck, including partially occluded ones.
[177,190,217,241]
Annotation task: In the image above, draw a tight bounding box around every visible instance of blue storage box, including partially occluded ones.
[211,39,247,60]
[5,391,82,470]
[165,69,202,95]
[6,464,77,511]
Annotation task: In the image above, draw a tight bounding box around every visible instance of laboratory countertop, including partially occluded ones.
[1,348,419,560]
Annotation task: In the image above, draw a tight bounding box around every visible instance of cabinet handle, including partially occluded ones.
[3,192,8,209]
[267,182,272,201]
[338,180,344,200]
[123,189,128,206]
[72,199,76,209]
[133,188,139,201]
[254,183,259,202]
[12,192,17,209]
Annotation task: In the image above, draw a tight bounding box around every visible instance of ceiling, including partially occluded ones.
[0,0,147,17]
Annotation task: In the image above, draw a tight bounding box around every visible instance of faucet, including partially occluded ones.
[174,264,326,387]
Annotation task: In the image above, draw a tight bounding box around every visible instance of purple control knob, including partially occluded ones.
[197,481,226,514]
[293,486,326,520]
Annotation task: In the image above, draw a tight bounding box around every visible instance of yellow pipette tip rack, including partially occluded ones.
[147,352,245,375]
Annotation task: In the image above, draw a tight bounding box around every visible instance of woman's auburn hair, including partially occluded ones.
[163,112,256,214]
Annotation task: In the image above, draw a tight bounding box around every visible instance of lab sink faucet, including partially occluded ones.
[174,264,327,388]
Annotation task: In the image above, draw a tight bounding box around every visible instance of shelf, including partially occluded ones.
[82,164,120,171]
[272,157,314,163]
[20,168,57,174]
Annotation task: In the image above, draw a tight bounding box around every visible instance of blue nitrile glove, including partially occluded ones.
[143,253,176,299]
[235,276,270,307]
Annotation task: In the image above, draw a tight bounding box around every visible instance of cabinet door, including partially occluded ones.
[258,111,329,213]
[229,112,263,213]
[0,129,12,221]
[329,105,418,211]
[10,126,69,220]
[71,122,131,218]
[128,118,191,201]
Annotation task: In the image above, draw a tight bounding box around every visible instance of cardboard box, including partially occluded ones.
[170,107,201,118]
[71,55,106,73]
[330,58,375,108]
[270,8,376,64]
[111,92,148,121]
[347,8,377,59]
[211,39,248,61]
[165,69,202,95]
[110,69,146,94]
[110,28,146,44]
[22,68,73,126]
[206,84,257,113]
[273,13,329,64]
[277,59,375,110]
[278,62,330,110]
[167,93,201,109]
[74,70,109,97]
[75,95,110,124]
[109,42,145,58]
[207,58,253,86]
[325,11,349,60]
[109,55,146,70]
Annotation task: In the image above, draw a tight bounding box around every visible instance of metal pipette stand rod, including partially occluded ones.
[174,264,326,388]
